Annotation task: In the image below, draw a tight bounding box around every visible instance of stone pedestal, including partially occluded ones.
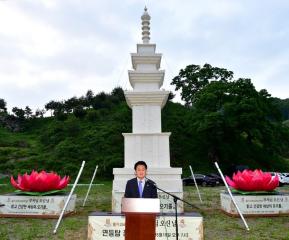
[0,193,76,218]
[220,191,289,217]
[88,212,203,240]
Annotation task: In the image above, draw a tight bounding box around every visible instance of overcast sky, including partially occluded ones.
[0,0,288,112]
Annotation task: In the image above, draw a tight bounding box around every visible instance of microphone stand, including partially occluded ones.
[146,178,199,240]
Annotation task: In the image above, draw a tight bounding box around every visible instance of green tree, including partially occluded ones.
[172,63,289,169]
[92,92,112,109]
[111,87,125,102]
[64,97,80,113]
[12,107,25,120]
[84,89,94,108]
[273,98,289,120]
[0,98,7,112]
[35,108,45,118]
[24,106,33,119]
[171,63,233,106]
[45,100,64,116]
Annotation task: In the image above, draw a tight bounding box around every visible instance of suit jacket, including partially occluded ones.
[124,177,158,198]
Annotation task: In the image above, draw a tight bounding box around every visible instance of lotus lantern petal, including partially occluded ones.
[225,169,279,191]
[11,170,70,192]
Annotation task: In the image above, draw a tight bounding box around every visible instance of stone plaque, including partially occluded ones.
[0,193,76,218]
[220,191,289,217]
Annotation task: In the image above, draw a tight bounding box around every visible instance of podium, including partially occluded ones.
[121,198,160,240]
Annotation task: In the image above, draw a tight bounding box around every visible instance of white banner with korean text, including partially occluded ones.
[88,212,203,240]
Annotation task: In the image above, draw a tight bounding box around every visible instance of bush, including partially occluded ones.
[86,110,99,122]
[55,111,68,121]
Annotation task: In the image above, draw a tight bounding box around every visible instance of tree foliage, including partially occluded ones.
[273,98,289,121]
[24,106,33,119]
[0,98,7,113]
[171,64,233,106]
[35,108,45,118]
[12,107,25,120]
[44,87,125,118]
[171,63,289,170]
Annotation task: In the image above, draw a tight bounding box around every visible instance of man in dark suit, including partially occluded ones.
[124,161,158,198]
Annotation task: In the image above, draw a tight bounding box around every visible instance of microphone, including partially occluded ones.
[145,177,157,187]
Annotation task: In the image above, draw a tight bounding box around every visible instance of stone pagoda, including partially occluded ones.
[112,7,183,213]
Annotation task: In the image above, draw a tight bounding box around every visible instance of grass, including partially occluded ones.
[188,186,289,240]
[0,182,289,239]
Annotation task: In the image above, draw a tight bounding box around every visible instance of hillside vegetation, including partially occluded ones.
[0,97,216,180]
[1,63,289,181]
[1,97,289,181]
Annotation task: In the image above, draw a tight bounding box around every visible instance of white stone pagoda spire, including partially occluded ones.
[112,8,183,213]
[141,7,150,43]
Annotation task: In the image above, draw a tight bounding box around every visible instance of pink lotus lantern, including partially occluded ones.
[225,169,279,191]
[11,170,70,193]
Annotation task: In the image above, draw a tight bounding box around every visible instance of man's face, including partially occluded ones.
[135,165,147,180]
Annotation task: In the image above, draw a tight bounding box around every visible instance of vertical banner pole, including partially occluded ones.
[214,162,250,231]
[189,165,203,203]
[83,165,98,207]
[53,161,86,234]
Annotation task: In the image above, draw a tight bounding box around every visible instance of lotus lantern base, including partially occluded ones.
[0,193,76,218]
[220,190,289,217]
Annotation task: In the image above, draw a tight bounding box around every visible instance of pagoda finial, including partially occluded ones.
[141,7,151,44]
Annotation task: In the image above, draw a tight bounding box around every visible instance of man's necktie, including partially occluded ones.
[138,181,143,198]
